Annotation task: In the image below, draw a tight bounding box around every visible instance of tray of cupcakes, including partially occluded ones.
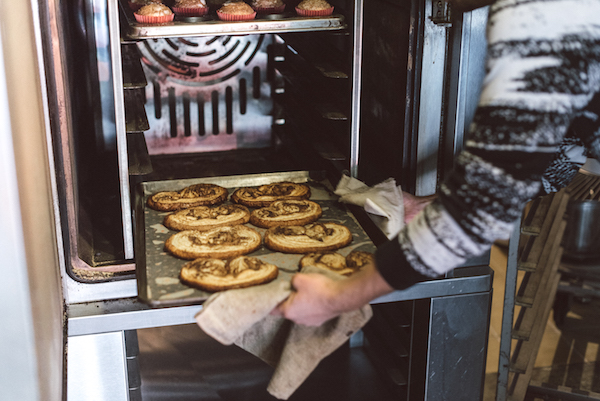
[121,0,346,39]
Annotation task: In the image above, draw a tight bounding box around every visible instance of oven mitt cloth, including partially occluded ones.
[194,265,373,400]
[334,174,405,239]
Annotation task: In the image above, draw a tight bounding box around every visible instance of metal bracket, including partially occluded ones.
[431,0,452,26]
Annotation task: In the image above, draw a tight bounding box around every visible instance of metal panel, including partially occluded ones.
[67,331,129,401]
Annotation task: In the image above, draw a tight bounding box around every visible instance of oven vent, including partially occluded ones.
[137,35,274,155]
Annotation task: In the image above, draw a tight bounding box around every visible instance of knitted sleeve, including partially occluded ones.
[376,0,600,289]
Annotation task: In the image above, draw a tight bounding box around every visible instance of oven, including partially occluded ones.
[1,0,493,399]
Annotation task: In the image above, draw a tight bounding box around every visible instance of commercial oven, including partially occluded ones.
[1,0,493,400]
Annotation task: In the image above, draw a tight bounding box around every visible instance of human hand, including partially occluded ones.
[403,192,437,224]
[274,273,341,327]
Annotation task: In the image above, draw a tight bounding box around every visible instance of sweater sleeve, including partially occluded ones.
[375,0,600,289]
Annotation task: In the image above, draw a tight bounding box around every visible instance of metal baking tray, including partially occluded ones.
[120,0,346,39]
[135,171,377,307]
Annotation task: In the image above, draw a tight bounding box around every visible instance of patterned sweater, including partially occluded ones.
[376,0,600,289]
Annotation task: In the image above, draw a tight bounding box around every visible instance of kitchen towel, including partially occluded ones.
[334,175,404,239]
[195,265,373,400]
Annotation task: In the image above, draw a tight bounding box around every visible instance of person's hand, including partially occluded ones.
[403,192,437,224]
[274,273,341,326]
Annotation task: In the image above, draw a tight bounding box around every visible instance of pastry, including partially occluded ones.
[165,225,262,260]
[180,256,278,292]
[250,0,285,13]
[129,0,163,11]
[172,0,209,16]
[264,222,352,253]
[147,183,228,212]
[295,0,333,15]
[216,1,257,20]
[231,181,311,208]
[164,204,250,231]
[134,3,175,23]
[250,199,322,228]
[299,250,374,276]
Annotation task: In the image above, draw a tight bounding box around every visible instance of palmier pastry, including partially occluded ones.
[147,183,228,212]
[164,204,250,231]
[180,256,278,292]
[299,250,374,276]
[165,225,262,260]
[264,222,352,254]
[230,181,311,208]
[250,199,322,228]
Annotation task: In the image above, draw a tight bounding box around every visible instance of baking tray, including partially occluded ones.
[135,171,377,307]
[120,0,346,40]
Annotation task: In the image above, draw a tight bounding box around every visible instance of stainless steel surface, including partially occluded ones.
[120,1,346,39]
[138,34,273,155]
[349,0,363,178]
[109,0,135,259]
[425,292,492,400]
[415,0,448,196]
[135,171,376,307]
[563,200,600,259]
[67,331,129,401]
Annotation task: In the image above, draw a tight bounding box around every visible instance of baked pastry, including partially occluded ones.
[250,199,322,228]
[165,225,262,260]
[264,222,352,253]
[216,1,257,20]
[250,0,285,13]
[147,183,228,212]
[164,204,250,231]
[129,0,163,11]
[172,0,209,16]
[134,3,174,23]
[231,181,311,208]
[299,250,373,276]
[295,0,333,15]
[180,256,278,292]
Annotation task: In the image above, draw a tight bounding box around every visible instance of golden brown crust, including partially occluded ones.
[179,256,278,292]
[249,200,322,228]
[299,250,373,276]
[264,222,352,254]
[147,183,228,212]
[136,3,173,15]
[296,0,331,10]
[165,225,262,260]
[231,181,311,208]
[164,204,250,231]
[217,1,255,14]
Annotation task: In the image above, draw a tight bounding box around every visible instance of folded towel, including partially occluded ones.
[334,175,405,239]
[195,265,373,400]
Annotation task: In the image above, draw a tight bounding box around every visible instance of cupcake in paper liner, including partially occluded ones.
[217,1,257,20]
[134,3,175,23]
[250,0,286,14]
[129,0,163,11]
[295,0,333,16]
[172,0,209,16]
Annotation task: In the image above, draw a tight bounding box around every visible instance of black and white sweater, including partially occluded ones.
[376,0,600,289]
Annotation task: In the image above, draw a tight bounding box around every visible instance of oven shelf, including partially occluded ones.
[119,0,346,39]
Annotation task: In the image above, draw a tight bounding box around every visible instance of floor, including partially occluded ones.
[136,244,600,400]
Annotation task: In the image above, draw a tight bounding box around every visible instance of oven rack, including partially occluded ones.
[119,0,347,39]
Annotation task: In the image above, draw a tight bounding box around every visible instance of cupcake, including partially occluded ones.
[295,0,333,16]
[172,0,209,16]
[250,0,285,14]
[216,1,257,20]
[134,3,175,23]
[129,0,163,11]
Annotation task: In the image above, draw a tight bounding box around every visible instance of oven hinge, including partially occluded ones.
[431,0,452,26]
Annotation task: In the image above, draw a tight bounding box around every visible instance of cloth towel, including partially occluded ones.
[334,175,405,239]
[195,265,373,400]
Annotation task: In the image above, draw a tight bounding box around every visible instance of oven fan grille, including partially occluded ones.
[137,34,274,155]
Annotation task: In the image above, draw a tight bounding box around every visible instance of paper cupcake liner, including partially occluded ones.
[172,6,209,16]
[253,4,286,13]
[216,10,257,20]
[295,5,334,16]
[134,13,175,23]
